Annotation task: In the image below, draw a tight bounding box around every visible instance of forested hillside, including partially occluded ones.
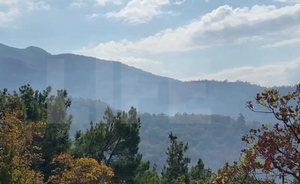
[1,84,300,183]
[0,84,213,184]
[66,93,263,171]
[68,97,260,172]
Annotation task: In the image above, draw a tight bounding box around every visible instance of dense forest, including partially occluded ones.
[69,97,259,172]
[1,84,300,184]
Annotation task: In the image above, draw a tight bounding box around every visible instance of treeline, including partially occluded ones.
[138,112,260,172]
[1,84,300,184]
[69,97,261,172]
[0,84,211,184]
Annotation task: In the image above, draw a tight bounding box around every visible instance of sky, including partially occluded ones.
[1,0,300,87]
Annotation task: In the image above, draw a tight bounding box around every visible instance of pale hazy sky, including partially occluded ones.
[1,0,300,87]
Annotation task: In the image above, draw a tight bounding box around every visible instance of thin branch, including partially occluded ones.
[248,108,274,114]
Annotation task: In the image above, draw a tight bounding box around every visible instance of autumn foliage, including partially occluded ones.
[0,88,114,184]
[210,84,300,184]
[242,84,300,183]
[0,95,45,184]
[48,153,114,184]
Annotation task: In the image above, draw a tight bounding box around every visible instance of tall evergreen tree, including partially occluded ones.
[162,132,190,184]
[18,84,50,122]
[189,158,212,184]
[41,89,72,181]
[73,106,141,183]
[134,162,161,184]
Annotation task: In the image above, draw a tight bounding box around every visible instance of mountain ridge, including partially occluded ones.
[1,43,294,88]
[0,43,295,122]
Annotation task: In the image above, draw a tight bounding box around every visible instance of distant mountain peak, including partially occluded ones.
[24,46,51,56]
[0,43,51,58]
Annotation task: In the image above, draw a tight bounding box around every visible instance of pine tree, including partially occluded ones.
[133,162,161,184]
[73,106,141,183]
[162,132,190,184]
[41,89,72,181]
[189,158,211,184]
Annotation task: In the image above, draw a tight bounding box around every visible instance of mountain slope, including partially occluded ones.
[0,43,295,122]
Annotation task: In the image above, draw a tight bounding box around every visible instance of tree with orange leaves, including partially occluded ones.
[0,85,115,184]
[0,94,45,184]
[48,153,114,184]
